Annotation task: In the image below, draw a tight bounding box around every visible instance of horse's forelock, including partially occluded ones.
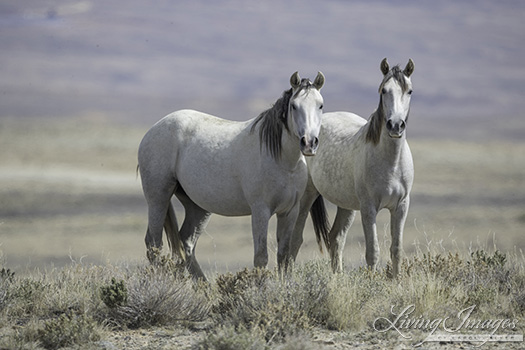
[291,79,314,100]
[379,65,410,94]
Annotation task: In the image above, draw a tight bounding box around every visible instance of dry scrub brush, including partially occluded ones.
[0,247,523,349]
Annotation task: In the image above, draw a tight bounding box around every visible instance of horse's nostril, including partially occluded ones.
[300,136,307,148]
[313,137,319,148]
[399,120,406,131]
[386,120,394,131]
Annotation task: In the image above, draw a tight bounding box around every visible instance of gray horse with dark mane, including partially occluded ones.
[138,72,325,279]
[293,58,415,277]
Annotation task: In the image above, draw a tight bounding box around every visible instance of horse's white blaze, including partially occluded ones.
[290,80,324,156]
[381,78,412,138]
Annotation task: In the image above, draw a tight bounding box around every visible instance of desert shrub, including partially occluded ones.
[0,268,14,313]
[318,249,520,334]
[321,267,390,331]
[0,267,15,282]
[100,277,128,308]
[513,290,525,314]
[193,326,323,350]
[382,249,523,322]
[401,252,465,280]
[286,260,333,326]
[274,333,328,350]
[470,249,506,268]
[37,312,101,350]
[193,325,268,350]
[466,284,498,307]
[213,267,314,343]
[10,278,49,317]
[45,265,109,319]
[101,267,210,329]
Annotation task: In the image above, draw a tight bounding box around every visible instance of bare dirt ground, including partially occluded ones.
[97,326,524,349]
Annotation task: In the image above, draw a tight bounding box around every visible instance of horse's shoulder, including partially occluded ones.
[320,112,366,140]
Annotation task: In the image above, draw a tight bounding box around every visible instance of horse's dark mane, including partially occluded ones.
[365,96,384,145]
[251,78,313,159]
[366,65,409,145]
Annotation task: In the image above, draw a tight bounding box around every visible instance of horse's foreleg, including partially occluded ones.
[276,205,301,272]
[390,197,409,278]
[329,207,356,273]
[289,188,319,260]
[361,205,379,270]
[251,206,272,268]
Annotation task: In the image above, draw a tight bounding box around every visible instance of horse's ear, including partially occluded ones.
[313,71,325,90]
[290,71,301,89]
[404,58,415,77]
[380,58,390,76]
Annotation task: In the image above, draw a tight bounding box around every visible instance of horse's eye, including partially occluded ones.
[381,88,387,94]
[291,104,297,110]
[407,90,413,95]
[319,104,323,110]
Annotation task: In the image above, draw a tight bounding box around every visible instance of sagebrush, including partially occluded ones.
[0,248,523,349]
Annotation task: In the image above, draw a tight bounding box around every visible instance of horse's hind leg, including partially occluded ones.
[329,207,356,273]
[290,186,319,260]
[143,180,177,263]
[175,187,211,279]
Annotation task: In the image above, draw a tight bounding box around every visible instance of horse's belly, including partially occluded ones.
[316,180,361,210]
[177,172,252,216]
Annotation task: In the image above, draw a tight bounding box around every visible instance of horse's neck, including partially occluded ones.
[373,128,407,167]
[279,129,303,168]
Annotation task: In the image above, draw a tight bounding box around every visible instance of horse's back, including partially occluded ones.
[139,109,256,213]
[150,109,247,140]
[321,111,367,136]
[140,109,249,158]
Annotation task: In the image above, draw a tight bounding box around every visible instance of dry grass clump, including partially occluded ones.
[0,264,107,349]
[0,247,523,349]
[0,260,211,349]
[212,267,313,342]
[99,265,211,329]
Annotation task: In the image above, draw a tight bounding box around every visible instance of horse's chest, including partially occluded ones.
[264,166,307,212]
[369,172,410,209]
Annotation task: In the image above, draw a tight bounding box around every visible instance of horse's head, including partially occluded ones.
[288,71,325,156]
[379,58,414,139]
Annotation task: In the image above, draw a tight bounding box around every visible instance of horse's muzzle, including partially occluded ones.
[300,136,319,156]
[386,119,406,138]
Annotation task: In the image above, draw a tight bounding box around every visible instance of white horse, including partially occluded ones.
[138,71,325,279]
[292,58,414,277]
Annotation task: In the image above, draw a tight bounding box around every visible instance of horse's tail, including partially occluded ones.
[164,201,186,262]
[310,195,331,252]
